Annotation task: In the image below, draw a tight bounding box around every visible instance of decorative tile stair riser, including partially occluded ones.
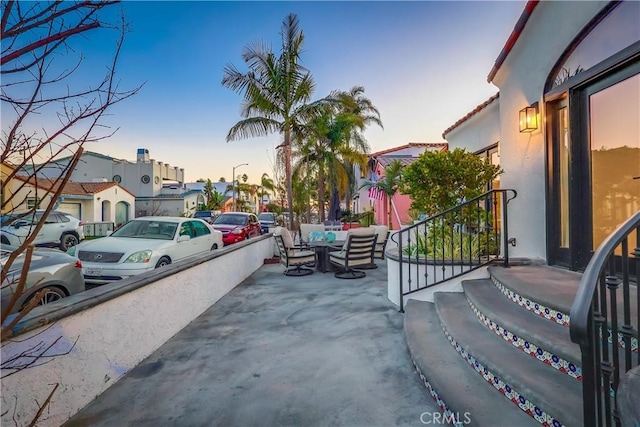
[466,297,582,381]
[411,358,468,427]
[491,277,638,352]
[440,323,566,427]
[491,277,570,326]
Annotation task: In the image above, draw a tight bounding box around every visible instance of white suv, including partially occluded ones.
[1,211,85,251]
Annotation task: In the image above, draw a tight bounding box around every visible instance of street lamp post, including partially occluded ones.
[232,163,249,212]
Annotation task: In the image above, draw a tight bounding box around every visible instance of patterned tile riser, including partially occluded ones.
[440,322,566,427]
[466,297,583,380]
[491,277,639,353]
[411,357,467,427]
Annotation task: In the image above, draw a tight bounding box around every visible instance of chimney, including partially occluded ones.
[137,148,149,163]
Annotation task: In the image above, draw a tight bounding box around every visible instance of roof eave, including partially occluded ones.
[487,0,540,83]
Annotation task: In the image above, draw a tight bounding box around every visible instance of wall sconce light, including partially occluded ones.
[519,102,539,132]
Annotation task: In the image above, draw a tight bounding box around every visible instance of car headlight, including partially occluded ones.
[231,228,243,235]
[124,250,152,263]
[66,246,77,256]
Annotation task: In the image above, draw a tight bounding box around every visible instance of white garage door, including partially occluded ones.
[57,202,81,219]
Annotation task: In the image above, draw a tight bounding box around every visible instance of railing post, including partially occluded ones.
[399,229,404,313]
[501,191,510,268]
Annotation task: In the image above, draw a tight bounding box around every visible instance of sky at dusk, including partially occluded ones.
[75,1,526,184]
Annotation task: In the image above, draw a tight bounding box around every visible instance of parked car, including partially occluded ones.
[211,212,261,245]
[193,210,217,224]
[257,212,278,234]
[0,210,84,251]
[66,217,223,285]
[1,245,85,315]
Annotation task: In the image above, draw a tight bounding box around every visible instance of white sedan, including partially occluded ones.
[67,217,223,285]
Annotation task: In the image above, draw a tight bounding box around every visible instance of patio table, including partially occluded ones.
[309,241,344,273]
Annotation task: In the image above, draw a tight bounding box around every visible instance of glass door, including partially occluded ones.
[584,69,640,263]
[547,98,572,268]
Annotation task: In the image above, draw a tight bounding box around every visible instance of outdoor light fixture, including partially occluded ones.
[519,102,539,132]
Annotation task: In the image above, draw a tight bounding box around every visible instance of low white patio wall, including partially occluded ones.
[1,235,274,427]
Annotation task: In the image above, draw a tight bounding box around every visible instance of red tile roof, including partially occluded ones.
[376,156,421,168]
[370,142,448,157]
[442,93,500,139]
[487,0,540,83]
[14,176,135,197]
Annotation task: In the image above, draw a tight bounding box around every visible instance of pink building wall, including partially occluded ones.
[368,142,448,230]
[371,163,413,230]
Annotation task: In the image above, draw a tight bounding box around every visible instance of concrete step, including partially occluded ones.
[463,278,582,380]
[488,265,580,326]
[403,299,540,427]
[618,365,640,427]
[434,292,583,427]
[489,265,638,348]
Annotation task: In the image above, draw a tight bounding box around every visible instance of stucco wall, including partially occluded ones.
[1,237,274,427]
[88,186,136,223]
[445,99,500,154]
[492,1,608,261]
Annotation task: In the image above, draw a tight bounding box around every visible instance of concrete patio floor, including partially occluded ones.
[65,262,441,427]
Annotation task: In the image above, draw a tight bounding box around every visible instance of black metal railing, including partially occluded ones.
[570,211,640,427]
[391,189,517,312]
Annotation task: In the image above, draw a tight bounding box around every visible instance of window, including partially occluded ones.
[191,221,210,237]
[26,198,40,209]
[474,144,500,190]
[179,222,195,238]
[550,2,640,90]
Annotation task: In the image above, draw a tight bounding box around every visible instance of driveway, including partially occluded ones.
[65,263,440,427]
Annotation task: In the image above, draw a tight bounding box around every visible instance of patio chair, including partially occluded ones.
[273,228,316,276]
[342,227,378,270]
[329,232,377,279]
[371,225,390,260]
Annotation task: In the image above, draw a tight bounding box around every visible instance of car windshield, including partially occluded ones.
[193,212,210,218]
[258,213,276,221]
[213,214,246,226]
[0,213,34,226]
[110,220,178,240]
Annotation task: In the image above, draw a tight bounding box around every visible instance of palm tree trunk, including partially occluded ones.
[284,131,294,230]
[318,165,326,222]
[387,195,393,231]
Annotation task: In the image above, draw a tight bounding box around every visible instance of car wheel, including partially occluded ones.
[155,256,171,268]
[24,286,66,309]
[60,233,79,251]
[211,243,219,250]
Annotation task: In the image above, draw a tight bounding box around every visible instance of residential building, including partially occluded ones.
[21,149,204,218]
[356,142,447,230]
[9,176,135,226]
[444,0,639,271]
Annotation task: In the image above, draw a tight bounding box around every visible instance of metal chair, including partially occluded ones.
[274,229,315,276]
[328,233,377,279]
[372,225,390,260]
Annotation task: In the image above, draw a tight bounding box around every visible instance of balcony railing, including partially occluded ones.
[391,189,517,312]
[570,211,640,427]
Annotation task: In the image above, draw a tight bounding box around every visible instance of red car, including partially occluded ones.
[211,212,262,245]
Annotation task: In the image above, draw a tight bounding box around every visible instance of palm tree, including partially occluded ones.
[360,159,403,230]
[298,92,374,222]
[208,190,226,211]
[222,13,328,229]
[260,173,276,199]
[335,86,383,212]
